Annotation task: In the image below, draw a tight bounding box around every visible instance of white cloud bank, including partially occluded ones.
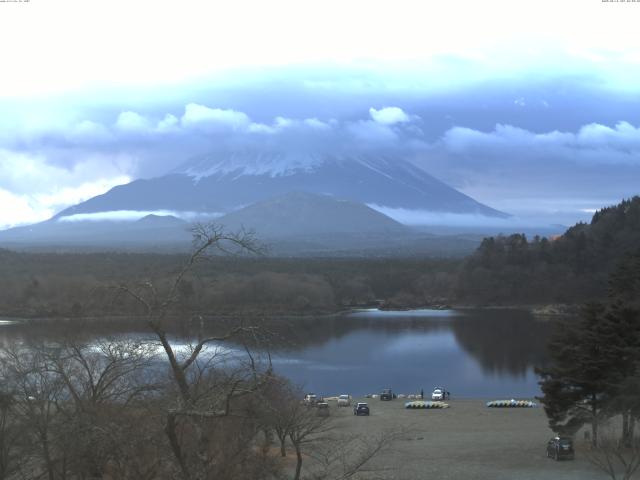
[0,149,132,230]
[14,103,640,173]
[369,204,594,229]
[424,122,640,224]
[57,210,216,222]
[181,104,251,131]
[2,0,640,98]
[1,103,420,156]
[442,121,640,165]
[115,111,152,132]
[369,107,413,125]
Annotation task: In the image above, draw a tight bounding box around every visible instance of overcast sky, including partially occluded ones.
[0,0,639,229]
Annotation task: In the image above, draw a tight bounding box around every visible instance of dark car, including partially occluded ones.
[353,402,370,416]
[546,436,574,460]
[380,388,394,401]
[316,402,330,417]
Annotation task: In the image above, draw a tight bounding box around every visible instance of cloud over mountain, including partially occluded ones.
[10,101,639,174]
[0,104,426,228]
[443,122,640,165]
[180,103,251,131]
[369,106,413,125]
[0,94,639,229]
[0,103,424,163]
[0,148,131,229]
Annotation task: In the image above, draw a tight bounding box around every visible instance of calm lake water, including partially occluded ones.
[0,308,553,398]
[268,308,551,398]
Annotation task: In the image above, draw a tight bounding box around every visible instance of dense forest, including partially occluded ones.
[0,250,458,317]
[456,196,640,304]
[0,197,638,318]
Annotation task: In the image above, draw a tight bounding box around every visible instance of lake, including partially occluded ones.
[267,308,552,398]
[0,308,554,399]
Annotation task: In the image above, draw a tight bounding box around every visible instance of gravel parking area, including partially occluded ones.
[327,398,604,480]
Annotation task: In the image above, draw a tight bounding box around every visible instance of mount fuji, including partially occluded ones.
[53,152,508,221]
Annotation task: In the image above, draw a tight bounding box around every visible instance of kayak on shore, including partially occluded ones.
[405,401,450,409]
[486,399,537,408]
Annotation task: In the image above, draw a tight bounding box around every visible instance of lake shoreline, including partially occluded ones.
[1,302,580,325]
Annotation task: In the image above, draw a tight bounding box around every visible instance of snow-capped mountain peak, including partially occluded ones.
[175,151,325,180]
[53,150,508,222]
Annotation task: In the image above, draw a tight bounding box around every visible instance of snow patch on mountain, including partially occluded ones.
[175,151,424,182]
[176,151,325,180]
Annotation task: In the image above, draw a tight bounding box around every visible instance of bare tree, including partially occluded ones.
[260,376,301,458]
[50,338,158,409]
[586,423,640,480]
[308,432,398,480]
[0,335,164,480]
[115,223,275,479]
[49,339,160,478]
[0,391,23,480]
[116,224,263,403]
[287,404,333,480]
[2,344,68,480]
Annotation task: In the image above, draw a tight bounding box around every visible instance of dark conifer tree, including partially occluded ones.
[537,303,612,445]
[538,253,640,446]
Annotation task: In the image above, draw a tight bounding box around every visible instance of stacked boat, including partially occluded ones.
[405,401,449,409]
[486,399,537,408]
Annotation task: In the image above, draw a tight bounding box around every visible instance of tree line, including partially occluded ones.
[0,249,458,317]
[457,196,640,304]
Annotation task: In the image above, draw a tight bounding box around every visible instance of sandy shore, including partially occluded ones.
[325,398,603,480]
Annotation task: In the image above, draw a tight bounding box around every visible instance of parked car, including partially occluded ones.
[304,393,318,406]
[546,436,574,460]
[432,387,450,400]
[316,402,330,417]
[431,387,444,401]
[353,402,370,416]
[337,394,351,407]
[380,388,394,401]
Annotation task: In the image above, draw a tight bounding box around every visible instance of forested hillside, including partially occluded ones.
[457,197,640,304]
[0,250,458,317]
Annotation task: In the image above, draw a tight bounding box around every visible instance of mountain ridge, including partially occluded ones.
[215,191,407,237]
[53,151,508,221]
[0,190,483,257]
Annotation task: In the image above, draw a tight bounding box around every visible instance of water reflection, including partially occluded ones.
[450,309,550,377]
[348,308,459,318]
[0,309,553,398]
[266,309,551,397]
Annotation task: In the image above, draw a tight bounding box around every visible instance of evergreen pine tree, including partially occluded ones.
[537,303,611,445]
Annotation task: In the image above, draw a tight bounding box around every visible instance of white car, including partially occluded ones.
[337,394,351,407]
[431,388,444,401]
[304,393,318,405]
